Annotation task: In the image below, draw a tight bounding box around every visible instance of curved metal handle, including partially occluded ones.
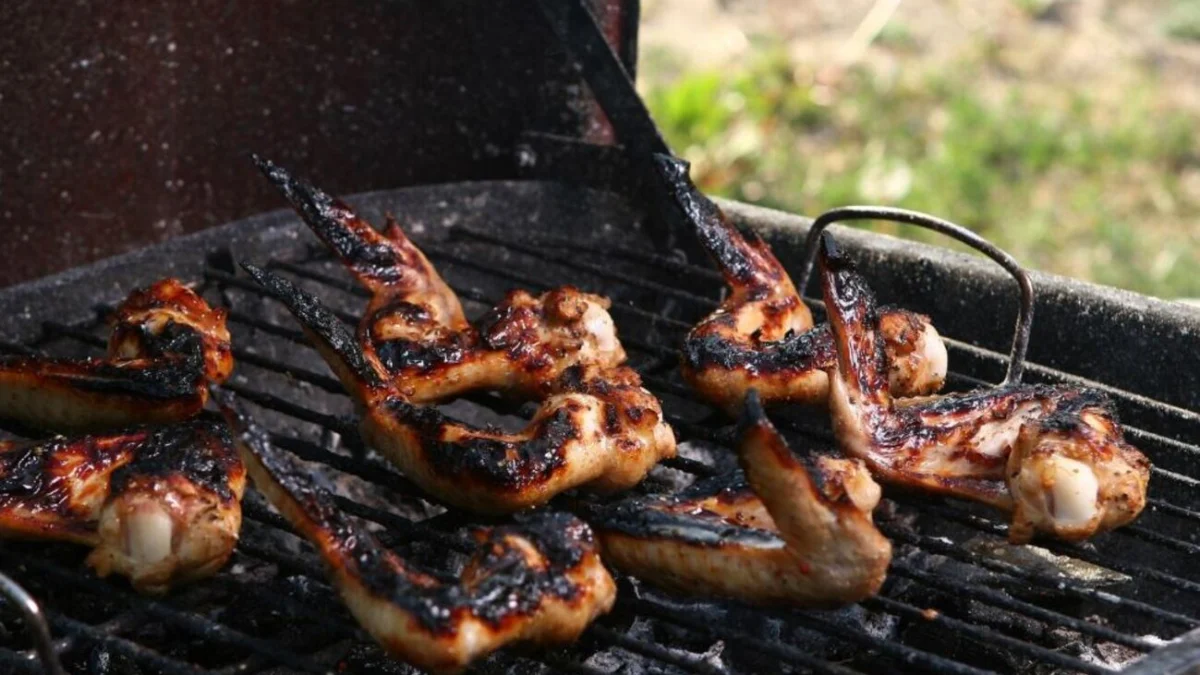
[797,206,1034,386]
[0,571,66,675]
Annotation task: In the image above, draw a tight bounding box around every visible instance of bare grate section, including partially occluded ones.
[0,221,1197,675]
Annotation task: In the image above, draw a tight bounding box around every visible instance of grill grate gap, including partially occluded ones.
[2,221,1197,674]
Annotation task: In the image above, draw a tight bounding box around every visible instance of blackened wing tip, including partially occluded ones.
[250,153,280,180]
[652,153,689,178]
[743,388,766,422]
[818,231,839,258]
[239,261,282,293]
[239,260,265,277]
[735,389,771,441]
[209,386,236,411]
[817,232,853,274]
[210,386,249,435]
[239,262,308,308]
[250,153,287,183]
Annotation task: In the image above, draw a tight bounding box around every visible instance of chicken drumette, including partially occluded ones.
[0,418,245,593]
[819,234,1149,542]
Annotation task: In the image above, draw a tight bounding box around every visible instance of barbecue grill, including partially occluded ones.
[2,2,1199,673]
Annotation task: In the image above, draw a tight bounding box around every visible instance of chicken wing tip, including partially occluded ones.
[239,262,384,391]
[736,388,769,436]
[651,152,689,178]
[817,231,846,266]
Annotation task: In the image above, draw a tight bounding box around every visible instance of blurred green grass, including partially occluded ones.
[641,44,1200,298]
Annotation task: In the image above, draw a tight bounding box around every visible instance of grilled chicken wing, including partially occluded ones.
[241,158,674,513]
[244,264,673,512]
[0,279,232,432]
[0,418,245,594]
[255,156,626,402]
[819,235,1150,542]
[655,156,946,416]
[216,391,615,673]
[592,391,890,606]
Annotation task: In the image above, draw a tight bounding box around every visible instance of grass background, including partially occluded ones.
[639,0,1200,298]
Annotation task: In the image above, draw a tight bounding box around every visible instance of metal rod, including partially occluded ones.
[796,206,1035,385]
[865,596,1110,675]
[0,571,66,675]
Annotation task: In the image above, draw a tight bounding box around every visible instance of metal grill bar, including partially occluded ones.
[298,245,1200,580]
[449,227,1200,444]
[864,596,1112,675]
[207,267,1012,672]
[205,258,1172,672]
[878,525,1199,630]
[483,227,1200,443]
[428,236,1200,533]
[227,253,1200,611]
[3,217,1197,675]
[0,547,325,674]
[7,329,758,674]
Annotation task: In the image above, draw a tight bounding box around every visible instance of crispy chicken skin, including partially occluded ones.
[655,156,947,416]
[819,235,1150,543]
[254,155,626,403]
[244,263,673,513]
[216,391,615,673]
[0,418,245,594]
[242,158,674,513]
[0,279,232,432]
[592,391,890,607]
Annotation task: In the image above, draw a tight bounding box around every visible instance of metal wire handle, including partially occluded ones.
[796,206,1034,386]
[0,570,65,675]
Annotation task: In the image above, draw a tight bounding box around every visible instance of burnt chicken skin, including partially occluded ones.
[0,279,232,433]
[819,235,1150,543]
[655,156,946,417]
[592,391,890,606]
[243,263,674,513]
[216,390,615,673]
[0,418,245,594]
[242,158,674,512]
[254,155,627,403]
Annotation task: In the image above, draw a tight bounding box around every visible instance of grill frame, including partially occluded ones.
[0,182,1196,674]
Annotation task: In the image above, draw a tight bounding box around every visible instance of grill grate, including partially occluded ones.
[0,212,1197,675]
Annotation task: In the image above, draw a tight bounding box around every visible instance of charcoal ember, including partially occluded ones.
[676,440,734,471]
[1045,623,1143,672]
[582,647,628,674]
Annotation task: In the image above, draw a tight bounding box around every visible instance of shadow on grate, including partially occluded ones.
[0,223,1197,675]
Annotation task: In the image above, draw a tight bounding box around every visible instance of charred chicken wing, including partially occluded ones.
[655,155,947,416]
[0,418,245,594]
[217,390,615,673]
[592,390,890,606]
[241,158,675,513]
[819,235,1150,542]
[0,279,232,432]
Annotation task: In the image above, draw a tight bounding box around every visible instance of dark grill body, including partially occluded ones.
[0,181,1197,674]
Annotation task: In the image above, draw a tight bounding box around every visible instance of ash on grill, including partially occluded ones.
[0,178,1195,674]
